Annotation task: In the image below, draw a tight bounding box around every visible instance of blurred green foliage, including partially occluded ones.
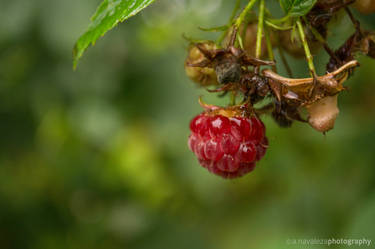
[0,1,375,249]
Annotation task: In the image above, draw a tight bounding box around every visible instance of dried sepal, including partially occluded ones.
[262,61,358,133]
[263,60,359,106]
[185,42,219,86]
[198,97,253,118]
[306,95,339,133]
[186,27,274,86]
[327,30,375,72]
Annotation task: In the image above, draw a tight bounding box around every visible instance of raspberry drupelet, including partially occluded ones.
[188,112,268,179]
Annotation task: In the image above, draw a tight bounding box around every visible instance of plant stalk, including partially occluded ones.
[256,0,265,59]
[217,0,243,46]
[296,18,316,77]
[264,27,276,72]
[230,91,236,106]
[230,0,242,22]
[235,0,258,28]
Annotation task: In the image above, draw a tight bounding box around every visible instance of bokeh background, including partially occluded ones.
[1,0,375,248]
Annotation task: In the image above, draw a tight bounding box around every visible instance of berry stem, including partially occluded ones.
[230,0,242,22]
[296,18,316,77]
[235,0,258,29]
[264,27,273,60]
[303,18,340,64]
[265,27,276,72]
[302,16,326,43]
[237,34,244,49]
[265,20,293,31]
[217,0,242,46]
[345,7,361,33]
[255,0,265,59]
[230,91,236,106]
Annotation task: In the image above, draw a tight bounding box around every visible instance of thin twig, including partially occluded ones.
[235,0,258,28]
[230,0,242,22]
[265,27,276,72]
[296,18,316,77]
[217,0,243,46]
[230,91,237,106]
[345,7,362,34]
[256,0,265,59]
[265,20,293,31]
[302,18,340,64]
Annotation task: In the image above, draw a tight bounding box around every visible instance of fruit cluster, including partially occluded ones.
[189,111,267,179]
[184,0,375,178]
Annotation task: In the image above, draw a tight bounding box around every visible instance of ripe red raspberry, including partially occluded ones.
[188,113,268,179]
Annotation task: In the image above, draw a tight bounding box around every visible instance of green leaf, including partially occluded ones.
[73,0,156,69]
[280,0,317,18]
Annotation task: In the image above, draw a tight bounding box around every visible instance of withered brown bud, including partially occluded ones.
[184,42,218,86]
[306,95,339,133]
[368,39,375,59]
[364,32,375,59]
[354,0,375,14]
[215,61,241,84]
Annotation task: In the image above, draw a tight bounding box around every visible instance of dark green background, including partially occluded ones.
[1,1,375,248]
